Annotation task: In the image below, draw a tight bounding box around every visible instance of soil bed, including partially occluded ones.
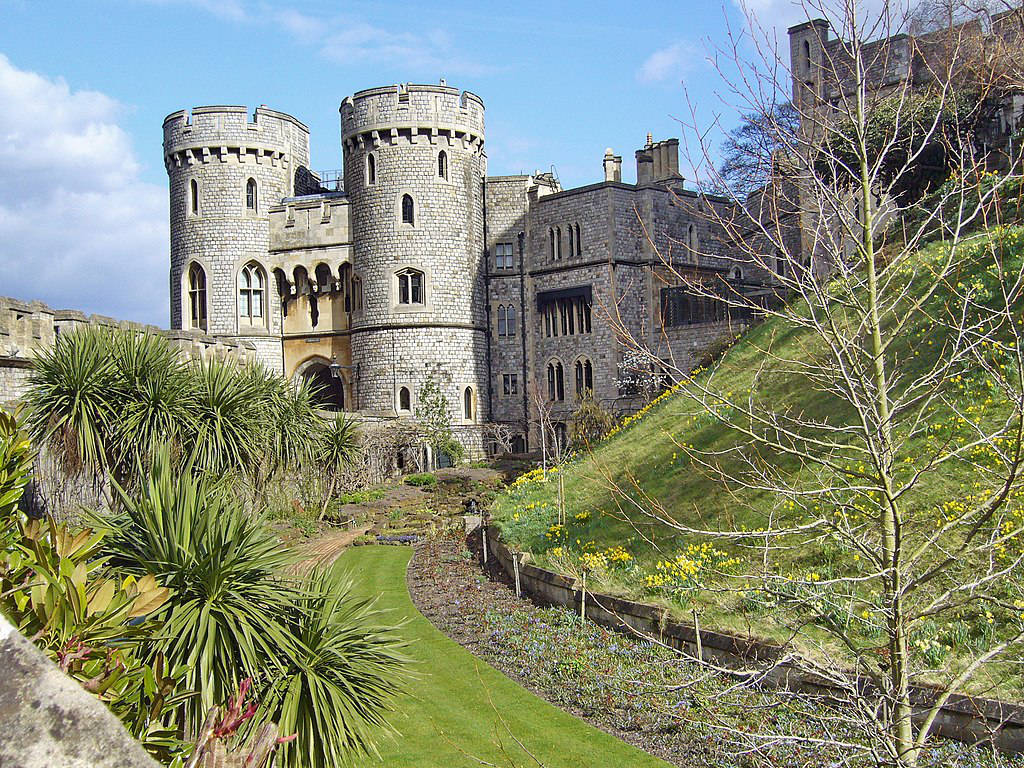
[407,528,1020,768]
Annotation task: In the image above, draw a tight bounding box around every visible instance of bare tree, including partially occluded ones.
[485,423,516,456]
[596,1,1024,765]
[528,381,557,477]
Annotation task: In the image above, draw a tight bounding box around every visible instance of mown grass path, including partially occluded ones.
[339,545,671,768]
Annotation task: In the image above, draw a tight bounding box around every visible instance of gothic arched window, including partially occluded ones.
[438,150,448,180]
[575,358,593,397]
[399,386,411,412]
[238,261,266,326]
[401,193,415,225]
[463,386,474,421]
[188,262,207,331]
[190,179,199,215]
[575,223,582,255]
[367,153,377,185]
[245,177,257,211]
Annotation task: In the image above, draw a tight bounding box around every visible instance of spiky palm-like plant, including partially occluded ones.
[25,325,119,476]
[103,447,408,765]
[104,445,299,720]
[186,358,268,477]
[270,560,407,768]
[108,330,196,478]
[316,414,360,520]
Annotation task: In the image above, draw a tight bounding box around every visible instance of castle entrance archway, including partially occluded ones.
[297,358,345,410]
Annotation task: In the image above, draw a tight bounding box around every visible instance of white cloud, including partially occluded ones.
[637,42,697,84]
[0,54,168,325]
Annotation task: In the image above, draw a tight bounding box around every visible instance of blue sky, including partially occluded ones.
[0,0,809,326]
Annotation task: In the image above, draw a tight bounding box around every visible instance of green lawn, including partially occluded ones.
[338,545,670,768]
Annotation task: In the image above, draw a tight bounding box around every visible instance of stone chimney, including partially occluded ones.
[603,148,622,182]
[636,135,681,184]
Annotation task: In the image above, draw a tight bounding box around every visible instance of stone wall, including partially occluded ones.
[0,296,257,407]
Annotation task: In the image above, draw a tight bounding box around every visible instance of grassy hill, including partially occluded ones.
[491,227,1024,698]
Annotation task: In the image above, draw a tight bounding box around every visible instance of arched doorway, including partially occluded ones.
[299,359,345,410]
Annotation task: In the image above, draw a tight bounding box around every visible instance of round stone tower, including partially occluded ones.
[340,83,488,453]
[163,105,312,372]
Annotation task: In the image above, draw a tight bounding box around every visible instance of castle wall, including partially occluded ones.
[485,176,531,432]
[267,193,355,383]
[0,296,257,406]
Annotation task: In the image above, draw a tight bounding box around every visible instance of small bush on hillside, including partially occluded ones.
[404,472,437,488]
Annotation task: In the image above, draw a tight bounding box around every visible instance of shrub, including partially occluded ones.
[267,560,407,767]
[101,446,408,764]
[404,472,437,488]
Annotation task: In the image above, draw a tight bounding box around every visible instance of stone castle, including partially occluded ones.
[162,83,776,457]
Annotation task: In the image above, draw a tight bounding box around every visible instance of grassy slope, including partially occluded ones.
[492,230,1024,697]
[338,545,670,768]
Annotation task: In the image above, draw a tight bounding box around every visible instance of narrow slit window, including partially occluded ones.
[438,150,448,180]
[245,178,257,211]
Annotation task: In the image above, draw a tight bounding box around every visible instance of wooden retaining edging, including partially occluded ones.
[482,523,1024,752]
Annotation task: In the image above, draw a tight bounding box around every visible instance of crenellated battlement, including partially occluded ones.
[163,105,310,171]
[0,296,257,364]
[340,82,484,153]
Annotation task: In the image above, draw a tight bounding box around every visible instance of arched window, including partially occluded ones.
[803,39,811,72]
[187,262,207,331]
[687,223,698,254]
[568,226,575,257]
[401,194,415,225]
[367,153,376,185]
[399,386,411,412]
[497,304,506,337]
[731,267,743,281]
[547,361,564,401]
[438,150,448,180]
[245,178,257,211]
[549,228,556,260]
[351,275,363,310]
[190,179,199,215]
[397,268,424,305]
[463,386,474,421]
[238,262,266,326]
[555,227,562,259]
[575,223,582,255]
[506,304,516,336]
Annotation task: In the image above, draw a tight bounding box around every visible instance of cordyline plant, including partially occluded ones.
[596,1,1024,766]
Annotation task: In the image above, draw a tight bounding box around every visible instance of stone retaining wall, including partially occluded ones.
[483,523,1024,753]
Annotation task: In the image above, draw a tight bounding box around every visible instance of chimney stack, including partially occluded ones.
[603,148,622,182]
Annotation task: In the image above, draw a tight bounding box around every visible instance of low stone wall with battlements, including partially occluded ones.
[0,296,258,406]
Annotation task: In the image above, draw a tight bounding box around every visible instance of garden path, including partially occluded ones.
[338,545,672,768]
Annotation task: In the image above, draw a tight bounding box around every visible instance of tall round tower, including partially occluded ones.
[163,105,312,372]
[340,83,488,453]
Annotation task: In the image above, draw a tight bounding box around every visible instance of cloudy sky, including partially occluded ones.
[0,0,818,325]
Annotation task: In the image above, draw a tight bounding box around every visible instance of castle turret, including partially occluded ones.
[163,105,313,372]
[788,19,830,111]
[340,83,488,452]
